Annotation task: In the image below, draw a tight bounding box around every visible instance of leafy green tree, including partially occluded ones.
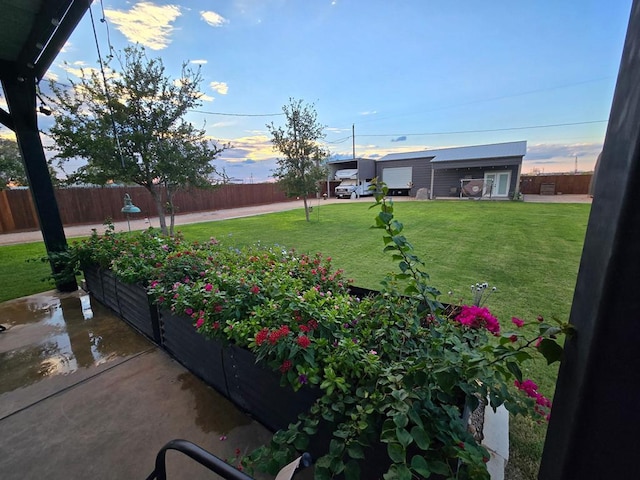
[267,98,328,221]
[0,137,27,188]
[46,45,224,235]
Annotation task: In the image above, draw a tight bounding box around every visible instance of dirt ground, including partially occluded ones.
[0,194,591,247]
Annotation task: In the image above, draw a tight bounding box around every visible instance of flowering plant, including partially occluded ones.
[144,183,571,479]
[67,189,571,479]
[69,221,186,284]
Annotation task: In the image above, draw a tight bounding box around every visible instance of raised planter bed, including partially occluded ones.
[82,265,160,343]
[223,344,320,432]
[159,310,228,397]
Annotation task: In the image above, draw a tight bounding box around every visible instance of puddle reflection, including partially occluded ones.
[0,290,150,394]
[177,372,252,434]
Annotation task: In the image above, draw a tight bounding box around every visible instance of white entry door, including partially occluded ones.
[484,171,511,197]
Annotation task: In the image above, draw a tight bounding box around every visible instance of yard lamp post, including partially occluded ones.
[121,193,141,232]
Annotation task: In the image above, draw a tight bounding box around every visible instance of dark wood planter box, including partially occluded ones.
[115,281,161,343]
[82,265,161,343]
[223,344,321,432]
[82,264,105,304]
[159,310,228,397]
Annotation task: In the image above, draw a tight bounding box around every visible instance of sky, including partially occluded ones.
[1,0,635,182]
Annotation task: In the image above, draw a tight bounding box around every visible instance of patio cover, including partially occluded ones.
[0,0,92,290]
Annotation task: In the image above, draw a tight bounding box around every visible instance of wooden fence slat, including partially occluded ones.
[520,174,593,195]
[0,183,293,233]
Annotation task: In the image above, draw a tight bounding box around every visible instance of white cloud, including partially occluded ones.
[199,93,214,102]
[190,59,208,65]
[217,134,275,162]
[360,110,377,116]
[60,61,99,79]
[210,81,229,95]
[105,2,181,50]
[212,121,237,128]
[43,71,59,82]
[201,10,229,27]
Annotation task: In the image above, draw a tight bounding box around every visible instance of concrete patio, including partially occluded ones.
[0,289,274,479]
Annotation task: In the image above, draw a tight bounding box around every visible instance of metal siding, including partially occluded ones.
[359,158,377,180]
[376,159,432,196]
[432,165,520,198]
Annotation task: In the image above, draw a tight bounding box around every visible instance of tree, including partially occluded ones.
[0,138,27,188]
[267,99,328,221]
[46,45,224,235]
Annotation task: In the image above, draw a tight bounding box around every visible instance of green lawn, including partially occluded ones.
[0,199,591,479]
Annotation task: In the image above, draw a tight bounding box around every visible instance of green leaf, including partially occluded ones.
[392,389,409,401]
[388,464,412,480]
[506,360,523,382]
[396,427,413,448]
[411,455,432,477]
[344,460,361,480]
[410,425,431,450]
[393,412,408,428]
[330,439,345,456]
[538,338,564,364]
[347,443,365,459]
[387,443,406,463]
[427,460,451,475]
[407,408,424,429]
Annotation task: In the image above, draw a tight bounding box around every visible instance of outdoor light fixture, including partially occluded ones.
[36,92,52,116]
[121,193,141,232]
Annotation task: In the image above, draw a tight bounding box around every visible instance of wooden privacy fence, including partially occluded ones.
[0,183,292,234]
[519,174,594,195]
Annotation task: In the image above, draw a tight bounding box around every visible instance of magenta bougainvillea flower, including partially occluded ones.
[454,305,501,335]
[511,317,525,328]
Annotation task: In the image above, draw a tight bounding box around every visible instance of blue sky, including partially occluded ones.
[2,0,634,182]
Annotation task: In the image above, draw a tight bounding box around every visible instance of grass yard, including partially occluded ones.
[0,199,591,479]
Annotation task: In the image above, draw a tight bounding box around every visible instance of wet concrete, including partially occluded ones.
[0,290,274,479]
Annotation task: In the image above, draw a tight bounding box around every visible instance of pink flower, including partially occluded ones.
[185,307,194,316]
[509,334,518,343]
[511,317,524,328]
[514,378,552,420]
[204,283,213,292]
[454,305,501,335]
[195,318,204,328]
[250,285,260,295]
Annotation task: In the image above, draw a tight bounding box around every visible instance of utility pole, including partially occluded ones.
[352,124,356,160]
[353,124,359,196]
[575,155,578,173]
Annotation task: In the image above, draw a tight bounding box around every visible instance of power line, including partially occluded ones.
[189,109,284,117]
[88,4,125,167]
[324,135,352,144]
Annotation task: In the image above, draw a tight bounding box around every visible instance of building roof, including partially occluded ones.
[378,141,527,163]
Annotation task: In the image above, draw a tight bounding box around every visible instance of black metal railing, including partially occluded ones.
[146,439,312,480]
